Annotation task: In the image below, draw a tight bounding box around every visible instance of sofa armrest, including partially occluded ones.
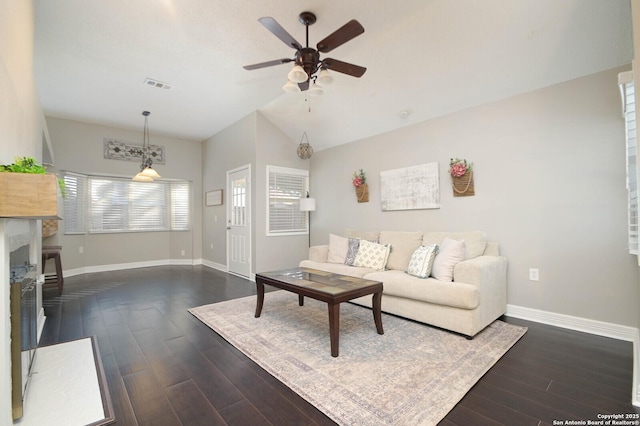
[453,255,508,314]
[308,245,329,262]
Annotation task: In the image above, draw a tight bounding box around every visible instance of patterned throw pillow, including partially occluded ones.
[344,238,361,265]
[353,240,391,271]
[406,244,439,278]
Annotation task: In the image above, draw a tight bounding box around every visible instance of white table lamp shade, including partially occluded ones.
[299,197,316,212]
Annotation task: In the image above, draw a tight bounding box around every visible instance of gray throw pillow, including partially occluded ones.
[344,238,360,265]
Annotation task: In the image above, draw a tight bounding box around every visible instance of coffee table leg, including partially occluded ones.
[298,294,304,306]
[372,291,384,335]
[328,303,340,357]
[255,281,265,318]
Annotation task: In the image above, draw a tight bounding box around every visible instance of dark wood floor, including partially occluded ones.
[39,265,639,426]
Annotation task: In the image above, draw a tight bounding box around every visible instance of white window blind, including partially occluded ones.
[619,71,638,255]
[63,172,190,234]
[63,172,89,234]
[267,166,309,236]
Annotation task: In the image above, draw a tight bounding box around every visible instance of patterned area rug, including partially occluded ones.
[189,291,526,426]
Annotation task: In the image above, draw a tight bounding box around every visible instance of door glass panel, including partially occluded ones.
[232,177,246,227]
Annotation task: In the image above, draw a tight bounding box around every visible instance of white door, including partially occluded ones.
[227,165,251,278]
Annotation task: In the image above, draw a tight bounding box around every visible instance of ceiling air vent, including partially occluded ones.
[144,78,172,90]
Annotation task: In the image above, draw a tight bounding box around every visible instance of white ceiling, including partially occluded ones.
[33,0,633,152]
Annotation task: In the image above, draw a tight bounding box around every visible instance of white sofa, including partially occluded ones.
[299,230,507,338]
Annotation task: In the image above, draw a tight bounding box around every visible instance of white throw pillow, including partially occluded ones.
[406,244,439,279]
[327,234,349,264]
[431,237,466,282]
[353,240,391,271]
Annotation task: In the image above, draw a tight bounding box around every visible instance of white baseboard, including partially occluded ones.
[63,258,206,277]
[507,304,640,406]
[201,259,227,272]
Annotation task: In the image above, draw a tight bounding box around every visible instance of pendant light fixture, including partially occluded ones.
[297,132,313,159]
[133,111,161,181]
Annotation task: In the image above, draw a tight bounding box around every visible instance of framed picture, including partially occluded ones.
[380,162,440,211]
[206,189,223,206]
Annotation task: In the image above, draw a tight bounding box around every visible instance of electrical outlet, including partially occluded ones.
[210,243,213,249]
[180,250,185,256]
[79,246,84,254]
[529,268,539,281]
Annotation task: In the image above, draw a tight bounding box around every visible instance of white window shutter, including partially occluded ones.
[267,166,309,236]
[619,71,638,255]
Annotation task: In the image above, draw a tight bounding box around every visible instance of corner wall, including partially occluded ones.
[44,117,203,271]
[201,111,311,275]
[310,67,640,330]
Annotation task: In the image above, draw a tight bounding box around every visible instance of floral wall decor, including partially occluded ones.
[352,169,369,203]
[449,158,474,197]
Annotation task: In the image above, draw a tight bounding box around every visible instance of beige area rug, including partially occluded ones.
[189,291,526,426]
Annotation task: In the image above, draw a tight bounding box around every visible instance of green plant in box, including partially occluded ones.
[0,156,66,197]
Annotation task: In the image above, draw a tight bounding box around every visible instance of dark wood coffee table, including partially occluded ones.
[255,267,384,357]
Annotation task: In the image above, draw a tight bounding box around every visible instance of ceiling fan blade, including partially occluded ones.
[323,58,366,77]
[258,17,303,50]
[316,20,364,53]
[243,58,294,70]
[298,80,310,91]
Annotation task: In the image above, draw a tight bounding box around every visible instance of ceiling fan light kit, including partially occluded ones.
[282,79,301,93]
[288,65,308,83]
[244,11,366,96]
[317,69,333,85]
[309,82,324,97]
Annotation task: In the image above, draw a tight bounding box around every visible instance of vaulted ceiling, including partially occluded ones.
[34,0,633,152]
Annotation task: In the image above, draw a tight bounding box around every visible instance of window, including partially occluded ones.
[266,165,309,236]
[63,172,190,234]
[619,71,638,255]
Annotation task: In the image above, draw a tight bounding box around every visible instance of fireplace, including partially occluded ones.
[7,221,39,420]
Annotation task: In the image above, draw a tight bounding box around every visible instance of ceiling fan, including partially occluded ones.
[243,11,366,93]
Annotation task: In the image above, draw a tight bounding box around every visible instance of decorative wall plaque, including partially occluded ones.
[103,138,165,164]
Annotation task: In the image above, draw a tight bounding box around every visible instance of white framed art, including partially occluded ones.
[380,162,440,211]
[206,189,223,206]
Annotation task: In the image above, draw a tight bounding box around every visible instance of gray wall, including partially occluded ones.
[44,117,203,271]
[255,112,310,272]
[309,66,640,328]
[201,111,310,274]
[202,112,256,268]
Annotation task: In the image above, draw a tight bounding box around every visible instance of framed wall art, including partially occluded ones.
[206,189,223,206]
[380,162,440,211]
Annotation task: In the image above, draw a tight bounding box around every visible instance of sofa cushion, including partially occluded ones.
[364,270,479,310]
[379,231,424,271]
[299,260,375,279]
[353,240,391,271]
[345,237,360,265]
[406,244,439,278]
[422,231,487,259]
[431,237,466,282]
[327,234,349,264]
[345,229,380,242]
